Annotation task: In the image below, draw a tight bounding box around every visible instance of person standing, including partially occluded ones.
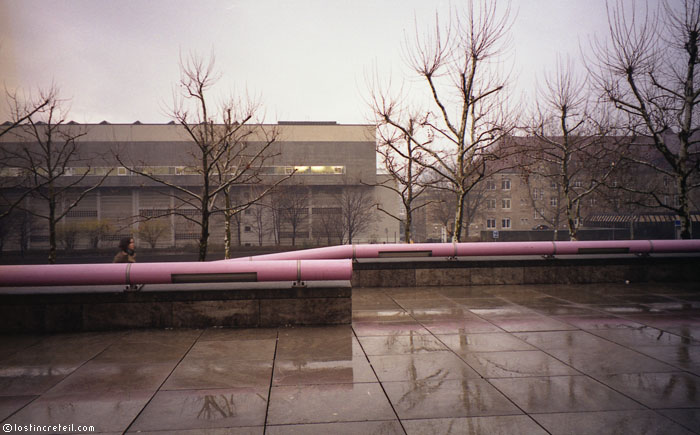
[113,236,136,263]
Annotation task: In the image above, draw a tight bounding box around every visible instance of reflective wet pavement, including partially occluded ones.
[1,282,699,434]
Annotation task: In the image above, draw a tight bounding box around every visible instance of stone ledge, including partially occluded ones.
[351,254,700,287]
[0,281,351,332]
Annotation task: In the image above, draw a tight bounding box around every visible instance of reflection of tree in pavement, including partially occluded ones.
[197,394,235,420]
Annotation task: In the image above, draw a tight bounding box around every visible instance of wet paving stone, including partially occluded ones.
[272,355,377,385]
[351,320,431,336]
[267,383,395,425]
[130,388,269,431]
[597,372,700,408]
[367,352,480,382]
[164,359,273,390]
[382,378,521,419]
[531,410,696,435]
[357,334,450,355]
[462,350,581,378]
[1,281,698,432]
[490,376,644,413]
[6,390,153,433]
[266,420,404,435]
[438,332,535,353]
[402,415,549,435]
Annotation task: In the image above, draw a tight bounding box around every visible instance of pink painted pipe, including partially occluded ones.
[0,259,352,287]
[232,240,700,261]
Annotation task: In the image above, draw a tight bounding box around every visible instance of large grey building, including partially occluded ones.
[0,121,400,250]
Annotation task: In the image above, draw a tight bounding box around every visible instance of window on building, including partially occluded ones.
[550,180,558,189]
[574,180,583,188]
[534,211,543,220]
[117,167,128,176]
[501,218,511,228]
[532,188,543,200]
[550,197,558,207]
[502,198,511,209]
[590,197,597,206]
[486,199,496,209]
[244,226,251,232]
[486,180,496,190]
[501,178,511,190]
[486,218,496,228]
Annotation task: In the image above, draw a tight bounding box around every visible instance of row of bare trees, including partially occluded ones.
[238,185,376,249]
[0,53,375,262]
[371,0,699,242]
[0,86,112,263]
[0,63,380,262]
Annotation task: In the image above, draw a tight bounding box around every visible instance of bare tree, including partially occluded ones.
[313,205,344,245]
[215,125,287,258]
[590,0,700,238]
[82,218,113,249]
[269,190,283,246]
[117,54,288,260]
[1,87,109,263]
[1,87,62,221]
[425,176,486,241]
[249,203,269,246]
[136,219,171,249]
[525,59,622,240]
[429,188,458,241]
[374,1,518,241]
[369,100,435,242]
[0,87,52,139]
[334,184,377,244]
[521,171,564,238]
[277,185,309,246]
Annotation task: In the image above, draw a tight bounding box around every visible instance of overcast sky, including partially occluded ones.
[0,0,638,125]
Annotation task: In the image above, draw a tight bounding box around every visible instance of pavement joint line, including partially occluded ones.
[262,328,280,435]
[121,328,206,434]
[351,325,408,435]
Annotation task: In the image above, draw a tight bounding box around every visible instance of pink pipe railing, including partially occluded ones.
[0,259,352,287]
[2,240,698,288]
[232,239,700,262]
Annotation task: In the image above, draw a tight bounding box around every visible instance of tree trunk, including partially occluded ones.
[404,207,412,243]
[48,195,57,264]
[566,199,578,241]
[199,206,209,262]
[224,215,231,259]
[223,193,232,259]
[452,191,466,242]
[678,176,692,239]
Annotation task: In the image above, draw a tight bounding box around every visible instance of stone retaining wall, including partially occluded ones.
[0,282,351,333]
[351,255,700,287]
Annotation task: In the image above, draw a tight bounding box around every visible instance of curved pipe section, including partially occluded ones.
[0,259,352,287]
[232,239,700,261]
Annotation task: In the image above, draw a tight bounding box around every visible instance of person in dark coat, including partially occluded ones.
[113,236,136,263]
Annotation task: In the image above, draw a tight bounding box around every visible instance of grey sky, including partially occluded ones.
[0,0,623,124]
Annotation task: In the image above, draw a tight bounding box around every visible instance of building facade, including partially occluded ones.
[0,121,400,251]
